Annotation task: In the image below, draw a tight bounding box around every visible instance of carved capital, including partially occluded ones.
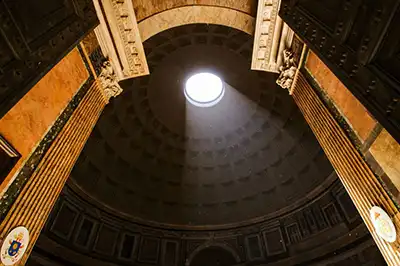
[276,49,297,90]
[98,61,123,102]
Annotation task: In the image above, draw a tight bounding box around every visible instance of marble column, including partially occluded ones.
[269,16,283,67]
[276,23,289,67]
[0,62,121,265]
[291,72,400,265]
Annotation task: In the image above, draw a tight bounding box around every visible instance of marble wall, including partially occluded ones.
[132,0,257,22]
[0,48,89,194]
[370,130,400,193]
[305,51,376,142]
[138,5,255,42]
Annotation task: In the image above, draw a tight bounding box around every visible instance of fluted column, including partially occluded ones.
[291,72,400,265]
[0,60,122,265]
[0,82,105,265]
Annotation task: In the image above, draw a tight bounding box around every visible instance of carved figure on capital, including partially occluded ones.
[98,60,123,101]
[276,49,297,90]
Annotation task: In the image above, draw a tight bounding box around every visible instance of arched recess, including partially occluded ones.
[186,242,241,266]
[138,5,255,42]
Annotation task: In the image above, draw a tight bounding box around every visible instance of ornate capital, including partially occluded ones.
[276,49,297,90]
[98,61,123,102]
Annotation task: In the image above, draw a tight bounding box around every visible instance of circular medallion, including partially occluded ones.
[1,226,30,265]
[370,206,396,243]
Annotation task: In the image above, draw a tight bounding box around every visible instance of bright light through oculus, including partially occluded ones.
[184,73,224,107]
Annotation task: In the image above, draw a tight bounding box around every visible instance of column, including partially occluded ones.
[269,16,283,67]
[276,23,289,68]
[0,62,121,265]
[291,71,400,265]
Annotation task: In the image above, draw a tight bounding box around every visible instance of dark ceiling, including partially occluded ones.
[69,24,333,228]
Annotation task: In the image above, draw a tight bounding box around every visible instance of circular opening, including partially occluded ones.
[185,73,224,107]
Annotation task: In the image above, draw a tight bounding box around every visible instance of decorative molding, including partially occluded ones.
[252,0,279,72]
[94,0,149,79]
[251,0,294,73]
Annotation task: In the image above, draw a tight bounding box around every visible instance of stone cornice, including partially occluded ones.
[252,0,295,73]
[94,0,149,79]
[252,0,280,72]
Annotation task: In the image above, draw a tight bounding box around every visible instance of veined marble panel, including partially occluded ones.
[132,0,256,22]
[138,5,255,42]
[370,130,400,192]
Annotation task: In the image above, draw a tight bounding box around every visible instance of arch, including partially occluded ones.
[138,5,255,42]
[186,242,241,266]
[133,1,255,22]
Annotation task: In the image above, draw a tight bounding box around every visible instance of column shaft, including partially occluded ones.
[269,16,283,65]
[292,72,400,265]
[0,82,107,265]
[276,23,289,67]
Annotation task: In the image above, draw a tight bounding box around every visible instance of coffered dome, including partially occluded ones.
[69,24,332,228]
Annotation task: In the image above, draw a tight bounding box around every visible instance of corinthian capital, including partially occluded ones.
[98,61,123,102]
[276,49,297,90]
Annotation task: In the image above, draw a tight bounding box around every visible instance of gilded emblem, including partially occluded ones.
[1,227,29,266]
[370,206,396,243]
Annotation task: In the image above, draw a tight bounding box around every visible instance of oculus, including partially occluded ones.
[184,73,225,107]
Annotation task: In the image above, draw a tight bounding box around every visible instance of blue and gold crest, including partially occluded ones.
[1,226,30,265]
[7,240,22,257]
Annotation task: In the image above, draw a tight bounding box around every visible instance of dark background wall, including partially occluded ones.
[26,176,385,266]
